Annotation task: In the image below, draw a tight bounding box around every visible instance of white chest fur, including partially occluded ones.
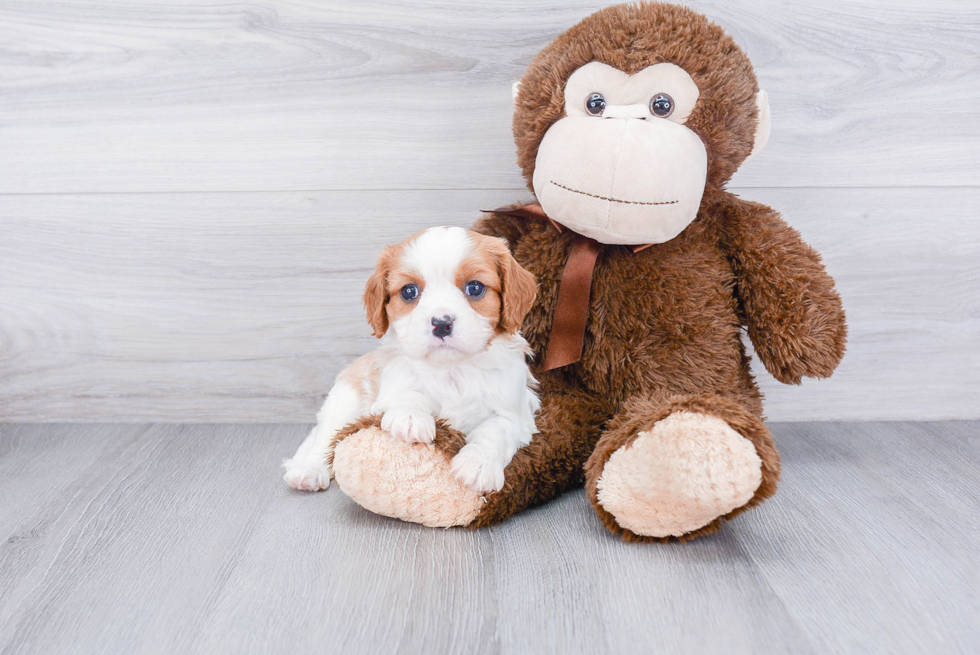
[376,334,539,436]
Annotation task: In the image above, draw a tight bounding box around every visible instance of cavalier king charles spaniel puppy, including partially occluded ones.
[283,226,539,494]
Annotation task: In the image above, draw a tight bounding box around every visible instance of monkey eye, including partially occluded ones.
[400,284,419,301]
[585,92,606,116]
[650,93,674,118]
[464,280,486,299]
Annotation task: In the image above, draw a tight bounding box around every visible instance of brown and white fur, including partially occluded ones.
[283,226,540,494]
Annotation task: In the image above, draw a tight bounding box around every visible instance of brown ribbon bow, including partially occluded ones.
[488,204,650,371]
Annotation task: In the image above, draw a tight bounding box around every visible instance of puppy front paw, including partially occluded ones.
[381,408,436,444]
[283,459,332,491]
[451,444,505,493]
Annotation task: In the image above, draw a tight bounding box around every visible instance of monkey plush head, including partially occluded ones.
[514,2,771,245]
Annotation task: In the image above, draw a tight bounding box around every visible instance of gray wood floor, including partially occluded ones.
[1,422,977,654]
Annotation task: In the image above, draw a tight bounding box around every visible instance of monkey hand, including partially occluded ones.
[722,196,848,385]
[330,415,485,527]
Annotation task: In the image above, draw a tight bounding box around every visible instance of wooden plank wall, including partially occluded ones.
[1,0,977,421]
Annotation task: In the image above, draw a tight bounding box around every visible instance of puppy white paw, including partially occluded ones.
[283,459,332,491]
[382,408,436,444]
[451,445,506,493]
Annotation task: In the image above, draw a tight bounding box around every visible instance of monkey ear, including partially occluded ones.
[492,240,537,334]
[744,90,771,163]
[363,248,391,338]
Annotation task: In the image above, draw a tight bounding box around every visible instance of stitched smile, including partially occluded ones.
[550,181,678,206]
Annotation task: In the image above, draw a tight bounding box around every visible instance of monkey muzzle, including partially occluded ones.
[532,112,708,246]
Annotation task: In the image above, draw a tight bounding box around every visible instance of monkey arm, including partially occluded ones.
[719,195,847,385]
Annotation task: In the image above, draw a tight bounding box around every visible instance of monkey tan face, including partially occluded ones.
[531,62,768,246]
[532,62,705,245]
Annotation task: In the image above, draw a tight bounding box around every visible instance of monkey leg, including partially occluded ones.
[330,377,612,529]
[584,393,780,542]
[468,378,613,528]
[331,415,485,528]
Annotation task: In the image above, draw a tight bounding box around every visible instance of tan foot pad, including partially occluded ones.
[597,411,762,538]
[332,426,484,528]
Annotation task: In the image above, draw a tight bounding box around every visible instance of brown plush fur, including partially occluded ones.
[336,2,846,541]
[468,374,617,529]
[467,2,846,539]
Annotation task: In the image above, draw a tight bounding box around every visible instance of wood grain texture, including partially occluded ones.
[0,0,977,193]
[2,187,978,422]
[1,0,978,422]
[0,422,977,654]
[742,421,980,654]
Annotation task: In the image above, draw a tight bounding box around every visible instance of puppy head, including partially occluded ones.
[363,226,536,363]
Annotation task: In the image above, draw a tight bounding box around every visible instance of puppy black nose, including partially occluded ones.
[431,315,453,338]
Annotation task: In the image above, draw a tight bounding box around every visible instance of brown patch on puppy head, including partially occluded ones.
[455,253,503,328]
[466,232,537,335]
[514,2,759,192]
[363,245,395,338]
[384,266,425,326]
[363,237,426,338]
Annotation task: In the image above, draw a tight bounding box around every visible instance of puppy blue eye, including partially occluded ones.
[465,280,486,299]
[400,284,419,301]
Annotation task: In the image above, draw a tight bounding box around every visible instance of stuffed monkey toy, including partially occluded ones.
[331,2,846,541]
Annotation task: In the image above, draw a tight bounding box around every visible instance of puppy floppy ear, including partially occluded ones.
[489,238,537,334]
[363,247,392,338]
